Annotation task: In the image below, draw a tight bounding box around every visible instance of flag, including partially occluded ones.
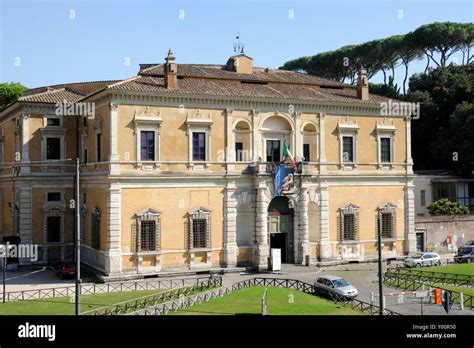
[282,142,296,168]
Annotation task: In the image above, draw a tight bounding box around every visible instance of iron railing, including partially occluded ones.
[384,268,474,288]
[0,276,214,302]
[83,277,222,315]
[133,277,400,316]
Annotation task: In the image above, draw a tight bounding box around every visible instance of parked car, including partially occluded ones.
[314,275,358,298]
[464,240,474,246]
[454,246,474,263]
[55,261,77,279]
[404,252,441,268]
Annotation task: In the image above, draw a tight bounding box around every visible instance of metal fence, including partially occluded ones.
[83,277,222,315]
[383,269,474,309]
[0,276,215,302]
[384,268,474,288]
[133,277,400,316]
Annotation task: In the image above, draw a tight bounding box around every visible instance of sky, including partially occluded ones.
[0,0,473,89]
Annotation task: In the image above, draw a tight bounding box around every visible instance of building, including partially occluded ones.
[413,170,474,252]
[0,51,416,278]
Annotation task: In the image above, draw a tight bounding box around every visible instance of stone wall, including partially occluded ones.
[415,215,474,252]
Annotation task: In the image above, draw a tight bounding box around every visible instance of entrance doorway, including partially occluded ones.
[416,231,425,252]
[267,196,294,263]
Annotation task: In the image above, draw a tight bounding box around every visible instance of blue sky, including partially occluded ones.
[1,0,473,89]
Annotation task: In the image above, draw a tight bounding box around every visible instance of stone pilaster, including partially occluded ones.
[319,182,330,260]
[106,184,122,274]
[21,113,30,175]
[18,185,32,265]
[405,180,416,254]
[405,116,414,175]
[318,113,326,171]
[109,103,119,173]
[224,181,238,267]
[254,183,269,270]
[298,187,310,265]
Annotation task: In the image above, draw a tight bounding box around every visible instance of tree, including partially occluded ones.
[408,64,473,170]
[0,82,27,110]
[427,199,469,216]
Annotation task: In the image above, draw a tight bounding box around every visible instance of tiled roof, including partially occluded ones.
[139,64,348,88]
[107,75,388,104]
[18,88,85,103]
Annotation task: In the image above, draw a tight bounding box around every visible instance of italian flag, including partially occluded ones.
[282,142,296,168]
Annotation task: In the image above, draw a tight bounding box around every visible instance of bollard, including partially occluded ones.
[460,292,464,311]
[370,291,375,305]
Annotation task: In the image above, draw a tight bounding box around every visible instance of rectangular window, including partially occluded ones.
[343,214,356,240]
[83,148,88,164]
[47,216,61,243]
[381,213,393,239]
[235,142,243,162]
[47,118,60,127]
[47,192,61,202]
[420,190,426,207]
[380,137,391,162]
[192,132,206,161]
[266,140,280,162]
[342,136,353,162]
[140,131,155,161]
[96,133,102,162]
[91,213,101,249]
[192,218,207,248]
[140,220,156,251]
[303,143,310,162]
[46,137,61,160]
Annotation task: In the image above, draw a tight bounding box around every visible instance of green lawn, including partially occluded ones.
[170,286,363,315]
[0,289,166,315]
[418,263,474,276]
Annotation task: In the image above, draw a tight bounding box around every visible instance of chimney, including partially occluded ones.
[164,49,177,89]
[357,66,369,100]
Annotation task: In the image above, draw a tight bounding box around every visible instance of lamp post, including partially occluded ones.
[2,244,5,303]
[377,213,384,315]
[75,158,81,315]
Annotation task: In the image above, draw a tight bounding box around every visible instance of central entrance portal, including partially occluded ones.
[267,196,294,263]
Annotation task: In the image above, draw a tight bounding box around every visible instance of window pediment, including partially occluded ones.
[136,208,161,219]
[340,203,359,214]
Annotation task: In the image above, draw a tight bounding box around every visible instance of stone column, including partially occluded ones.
[224,181,238,267]
[254,183,269,270]
[21,113,30,175]
[298,187,310,265]
[109,103,119,173]
[106,184,122,274]
[319,181,330,260]
[405,180,416,254]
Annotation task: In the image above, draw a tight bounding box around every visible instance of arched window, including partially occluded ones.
[339,204,359,241]
[188,208,211,249]
[135,208,161,252]
[378,203,396,239]
[234,120,251,162]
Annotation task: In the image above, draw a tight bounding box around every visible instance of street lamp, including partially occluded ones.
[75,158,81,315]
[377,213,384,315]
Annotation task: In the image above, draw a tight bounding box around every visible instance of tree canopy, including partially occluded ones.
[280,22,473,95]
[0,82,27,110]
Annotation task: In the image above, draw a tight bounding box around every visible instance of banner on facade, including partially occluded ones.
[274,164,295,196]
